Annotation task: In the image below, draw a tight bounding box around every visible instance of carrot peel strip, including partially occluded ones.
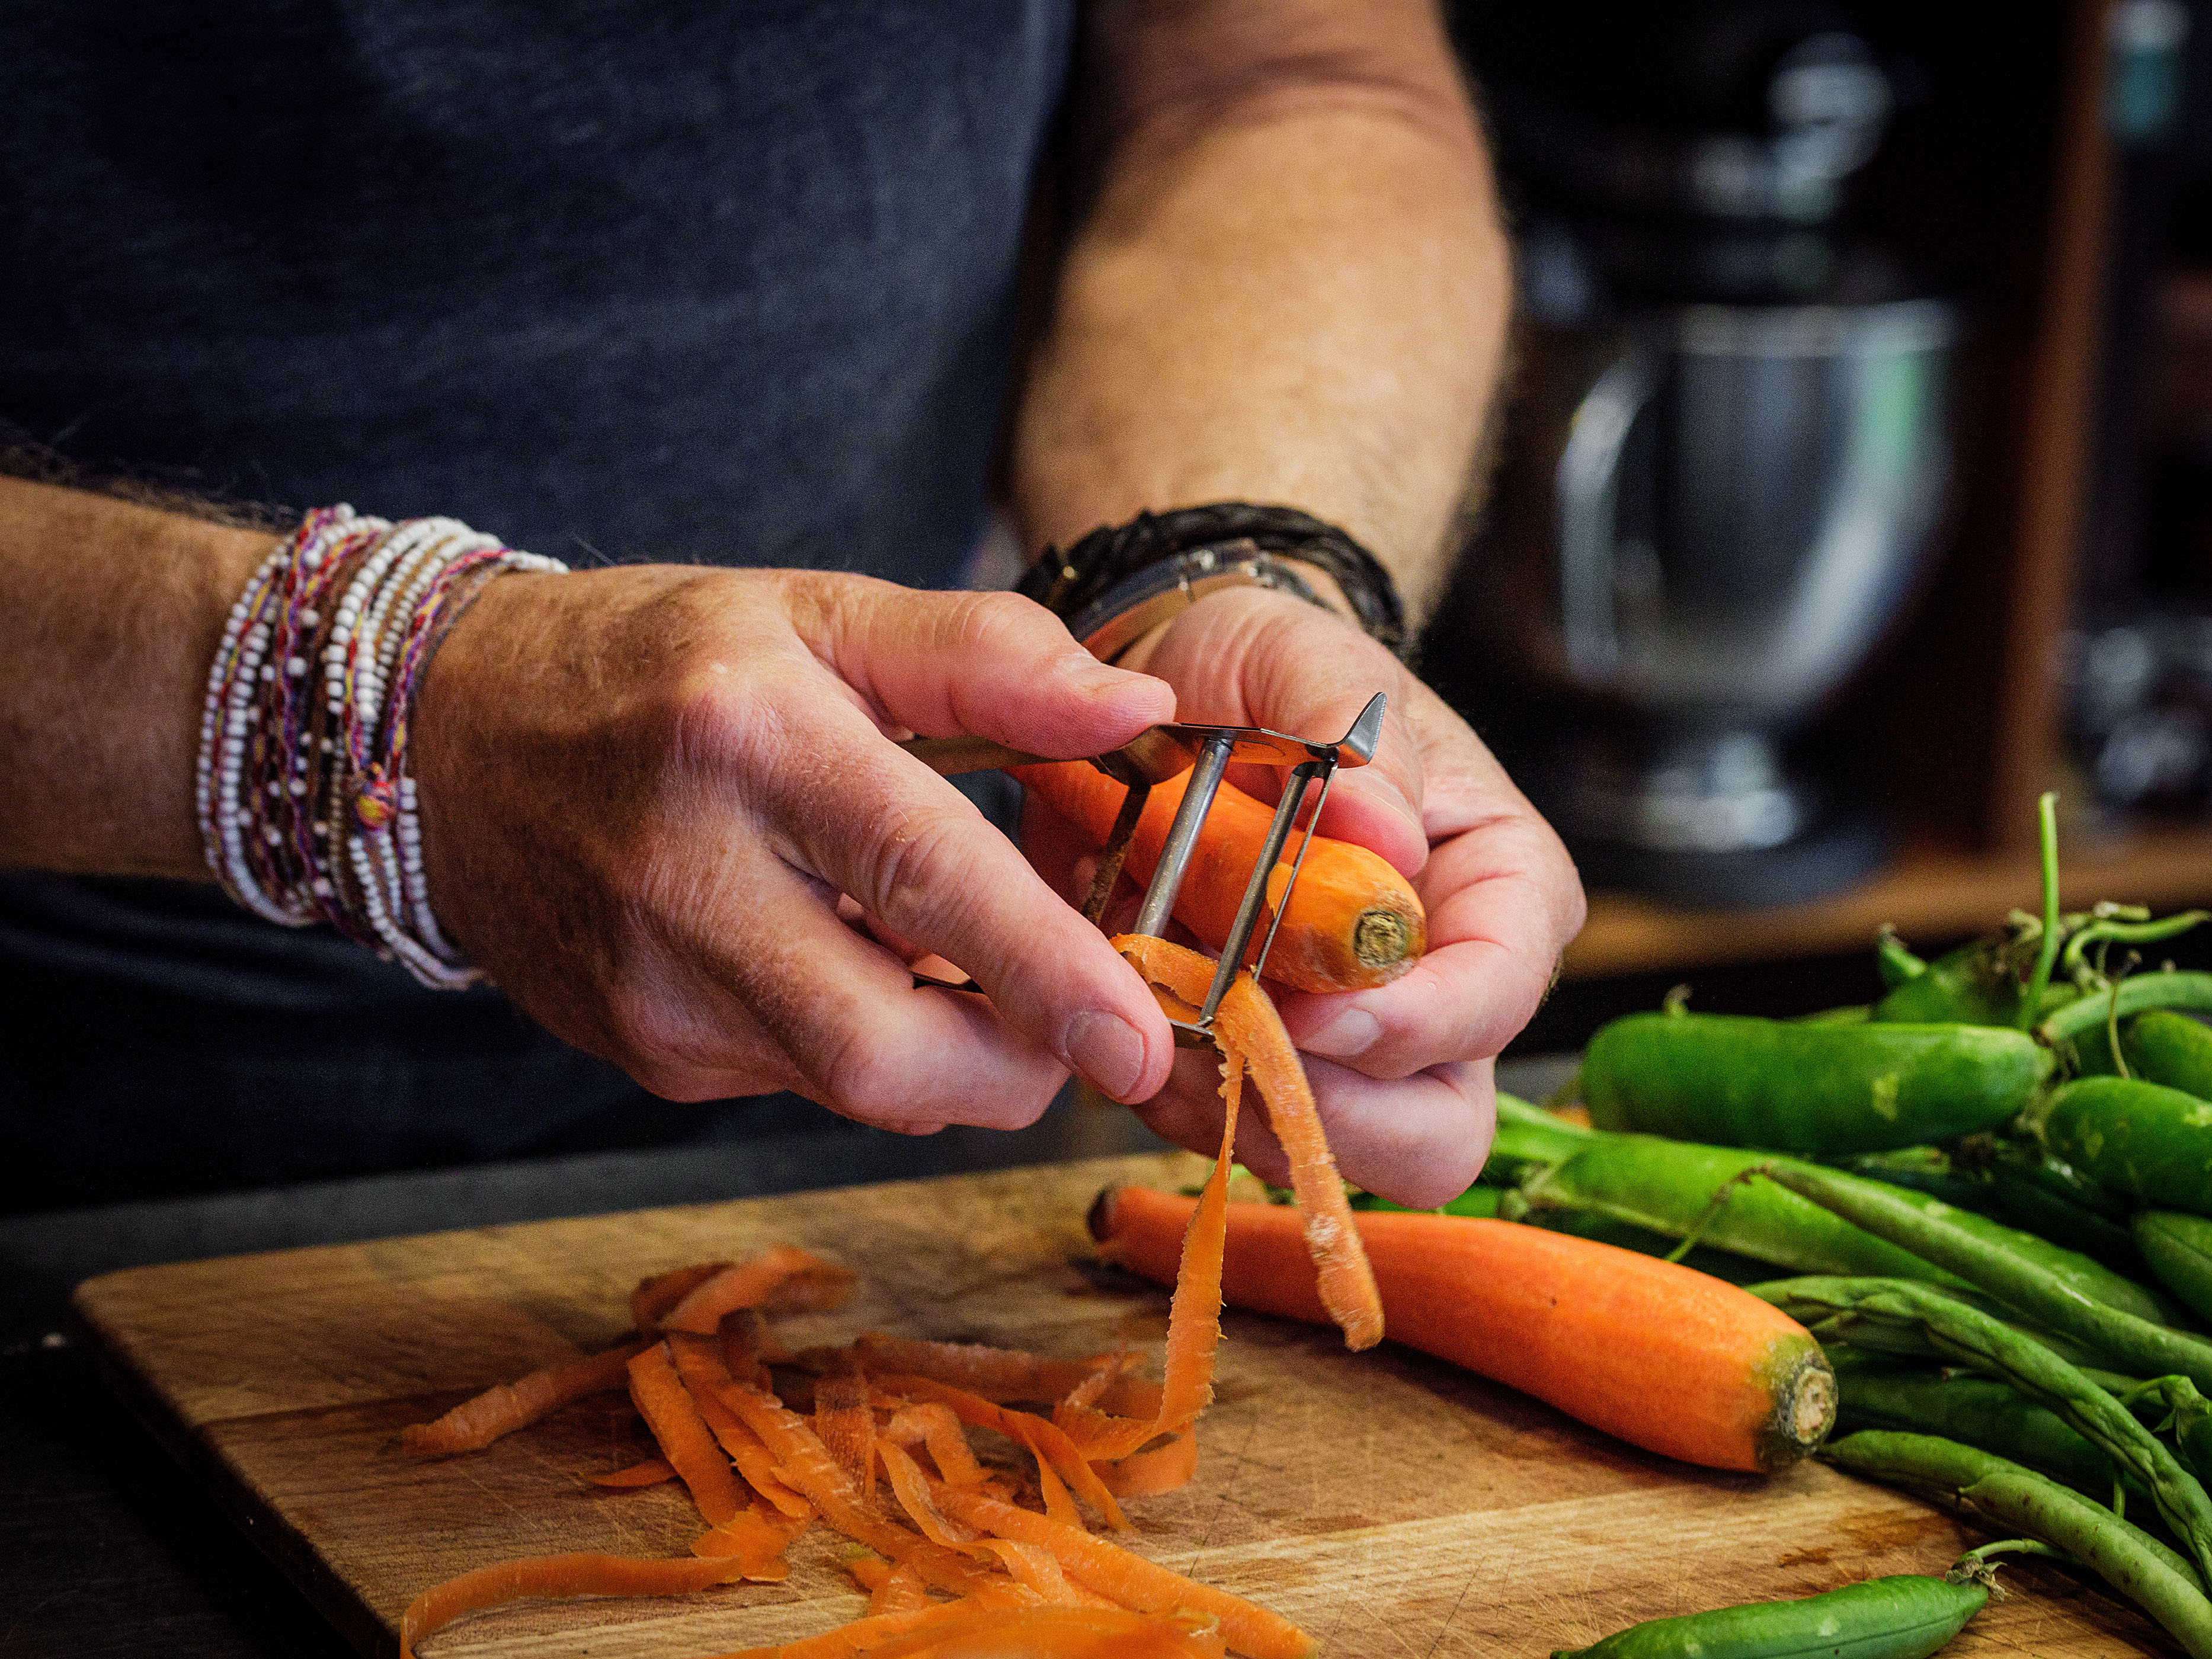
[628,1342,747,1526]
[398,1551,741,1659]
[664,1247,853,1334]
[585,1456,676,1489]
[399,1338,648,1457]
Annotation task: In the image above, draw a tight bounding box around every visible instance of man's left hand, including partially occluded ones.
[1022,586,1586,1210]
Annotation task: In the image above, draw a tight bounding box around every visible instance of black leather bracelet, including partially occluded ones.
[1017,504,1408,659]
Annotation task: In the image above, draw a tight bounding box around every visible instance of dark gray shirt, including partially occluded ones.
[0,1,1071,1202]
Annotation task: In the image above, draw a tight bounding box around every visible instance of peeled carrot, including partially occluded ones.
[1093,1189,1838,1474]
[1117,934,1382,1351]
[1017,762,1424,991]
[398,1338,648,1456]
[398,1551,741,1659]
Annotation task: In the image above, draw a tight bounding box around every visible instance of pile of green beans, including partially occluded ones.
[1521,793,2212,1657]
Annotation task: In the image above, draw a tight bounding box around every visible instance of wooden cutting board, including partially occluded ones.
[74,1152,2178,1658]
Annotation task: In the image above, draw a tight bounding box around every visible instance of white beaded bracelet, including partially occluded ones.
[195,505,566,987]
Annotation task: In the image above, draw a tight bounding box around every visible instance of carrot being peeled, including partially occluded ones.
[1017,761,1423,992]
[1092,1188,1838,1475]
[1116,934,1382,1353]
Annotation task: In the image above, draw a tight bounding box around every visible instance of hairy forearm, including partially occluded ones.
[0,475,274,875]
[1012,0,1509,621]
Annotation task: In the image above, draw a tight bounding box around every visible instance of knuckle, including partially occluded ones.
[820,1023,910,1123]
[850,802,967,926]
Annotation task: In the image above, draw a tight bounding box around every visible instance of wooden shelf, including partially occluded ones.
[1563,824,2212,980]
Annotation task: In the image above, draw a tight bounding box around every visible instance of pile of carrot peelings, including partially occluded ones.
[395,937,1368,1659]
[396,1265,1314,1657]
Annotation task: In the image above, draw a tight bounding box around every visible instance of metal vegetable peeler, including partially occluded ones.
[899,692,1386,1047]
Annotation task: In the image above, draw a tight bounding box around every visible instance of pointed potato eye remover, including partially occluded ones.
[898,692,1385,1046]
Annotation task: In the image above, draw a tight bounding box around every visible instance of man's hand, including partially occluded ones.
[1025,587,1585,1209]
[414,566,1182,1132]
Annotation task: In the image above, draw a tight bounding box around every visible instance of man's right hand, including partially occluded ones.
[412,566,1179,1132]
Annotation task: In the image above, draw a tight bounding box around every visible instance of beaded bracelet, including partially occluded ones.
[195,506,566,987]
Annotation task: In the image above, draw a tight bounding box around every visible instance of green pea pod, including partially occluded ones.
[1582,1014,2051,1154]
[1482,1093,1596,1183]
[2034,1075,2212,1218]
[1518,1205,1778,1286]
[1824,1430,2212,1659]
[1871,936,2022,1026]
[2140,1213,2212,1327]
[1529,1137,1970,1286]
[1549,1573,1986,1659]
[1795,1003,1874,1025]
[1760,1163,2212,1383]
[2125,1010,2212,1098]
[1834,1365,2122,1500]
[1752,1276,2212,1590]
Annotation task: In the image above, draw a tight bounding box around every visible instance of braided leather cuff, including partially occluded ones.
[1017,504,1408,659]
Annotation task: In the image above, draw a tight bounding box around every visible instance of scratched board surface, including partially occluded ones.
[74,1152,2178,1657]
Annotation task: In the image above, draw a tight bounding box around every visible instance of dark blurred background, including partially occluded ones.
[1412,0,2212,1052]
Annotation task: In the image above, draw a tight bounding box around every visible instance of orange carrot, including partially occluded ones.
[664,1247,852,1334]
[1117,934,1382,1351]
[399,1338,649,1456]
[713,1601,971,1659]
[1093,1189,1838,1474]
[628,1343,747,1525]
[585,1456,676,1488]
[398,1551,741,1659]
[934,1486,1314,1659]
[972,1539,1107,1607]
[1017,761,1424,992]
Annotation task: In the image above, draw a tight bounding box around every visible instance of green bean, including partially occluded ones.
[1548,1570,1988,1659]
[1759,1161,2208,1371]
[1989,1161,2153,1281]
[1749,1276,2212,1588]
[1709,1157,2182,1325]
[2032,1075,2212,1218]
[2063,914,2210,981]
[2122,1375,2212,1487]
[1824,1430,2212,1658]
[2143,1213,2212,1327]
[2041,972,2212,1045]
[1582,1013,2052,1153]
[1834,1365,2124,1501]
[1526,1137,1971,1286]
[1823,1145,2001,1214]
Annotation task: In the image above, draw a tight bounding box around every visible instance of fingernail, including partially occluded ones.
[1065,1009,1150,1100]
[1303,1007,1381,1059]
